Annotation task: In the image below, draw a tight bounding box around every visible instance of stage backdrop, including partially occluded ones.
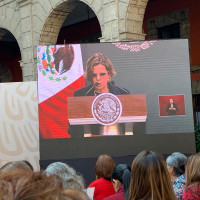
[38,40,196,160]
[0,82,39,170]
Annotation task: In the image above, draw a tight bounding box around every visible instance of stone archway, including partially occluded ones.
[39,0,103,45]
[0,6,22,57]
[0,9,22,83]
[0,5,24,81]
[124,0,148,41]
[0,28,22,82]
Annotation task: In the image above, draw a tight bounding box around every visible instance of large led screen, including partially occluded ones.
[37,40,194,140]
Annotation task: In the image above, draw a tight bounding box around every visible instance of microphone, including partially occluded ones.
[85,85,94,96]
[85,82,100,96]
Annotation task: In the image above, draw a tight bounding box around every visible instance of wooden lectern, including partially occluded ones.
[68,94,147,136]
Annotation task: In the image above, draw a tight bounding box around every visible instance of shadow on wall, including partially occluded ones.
[0,62,13,82]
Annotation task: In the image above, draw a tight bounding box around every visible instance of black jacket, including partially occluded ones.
[74,82,130,96]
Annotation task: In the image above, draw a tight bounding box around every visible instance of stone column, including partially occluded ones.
[122,0,146,41]
[100,0,120,42]
[17,0,36,81]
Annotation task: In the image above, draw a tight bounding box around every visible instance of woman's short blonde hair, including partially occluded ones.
[84,53,116,83]
[185,152,200,187]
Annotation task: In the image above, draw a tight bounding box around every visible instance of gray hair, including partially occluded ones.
[166,152,187,176]
[45,162,85,190]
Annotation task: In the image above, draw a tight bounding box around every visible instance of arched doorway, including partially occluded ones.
[39,0,102,45]
[0,28,22,82]
[57,1,101,44]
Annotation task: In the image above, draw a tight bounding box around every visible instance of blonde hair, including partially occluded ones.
[0,171,63,200]
[84,53,116,83]
[185,152,200,187]
[129,150,176,200]
[0,161,32,173]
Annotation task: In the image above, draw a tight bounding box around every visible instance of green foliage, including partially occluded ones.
[46,46,51,63]
[49,76,53,81]
[195,123,200,152]
[55,78,61,82]
[42,69,46,76]
[46,46,49,55]
[47,63,52,69]
[37,56,40,64]
[47,55,51,63]
[63,77,67,80]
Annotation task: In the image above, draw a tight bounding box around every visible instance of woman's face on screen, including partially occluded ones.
[92,64,110,93]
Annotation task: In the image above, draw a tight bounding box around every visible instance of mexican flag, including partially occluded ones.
[37,44,85,138]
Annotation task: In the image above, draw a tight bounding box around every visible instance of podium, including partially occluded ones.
[68,94,147,136]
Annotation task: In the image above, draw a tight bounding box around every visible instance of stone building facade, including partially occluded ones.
[0,0,148,81]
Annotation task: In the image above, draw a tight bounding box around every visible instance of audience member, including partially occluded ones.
[104,164,131,200]
[0,170,63,200]
[182,152,200,200]
[0,160,33,173]
[88,154,116,200]
[63,188,90,200]
[129,150,177,200]
[45,162,85,190]
[22,160,34,171]
[166,152,187,200]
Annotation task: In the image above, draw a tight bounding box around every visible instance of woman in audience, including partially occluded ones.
[182,152,200,199]
[88,154,116,200]
[129,150,177,200]
[166,152,187,200]
[45,161,85,190]
[0,160,33,173]
[22,160,34,171]
[104,164,131,200]
[0,170,64,200]
[63,188,90,200]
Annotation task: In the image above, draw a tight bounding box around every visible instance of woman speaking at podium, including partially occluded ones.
[74,53,129,97]
[71,53,130,137]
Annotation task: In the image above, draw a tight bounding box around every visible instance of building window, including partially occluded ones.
[194,94,200,107]
[158,23,180,39]
[193,94,200,124]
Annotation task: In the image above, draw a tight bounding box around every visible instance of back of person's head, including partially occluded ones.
[166,152,187,177]
[22,160,34,171]
[0,170,63,200]
[45,162,85,190]
[129,150,176,200]
[0,161,33,174]
[63,188,90,200]
[185,152,200,187]
[112,164,131,200]
[95,154,115,179]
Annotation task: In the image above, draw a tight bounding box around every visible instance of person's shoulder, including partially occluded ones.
[109,82,130,95]
[104,193,125,200]
[175,174,186,184]
[119,86,130,95]
[74,85,93,96]
[88,178,101,188]
[112,85,130,95]
[183,184,200,200]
